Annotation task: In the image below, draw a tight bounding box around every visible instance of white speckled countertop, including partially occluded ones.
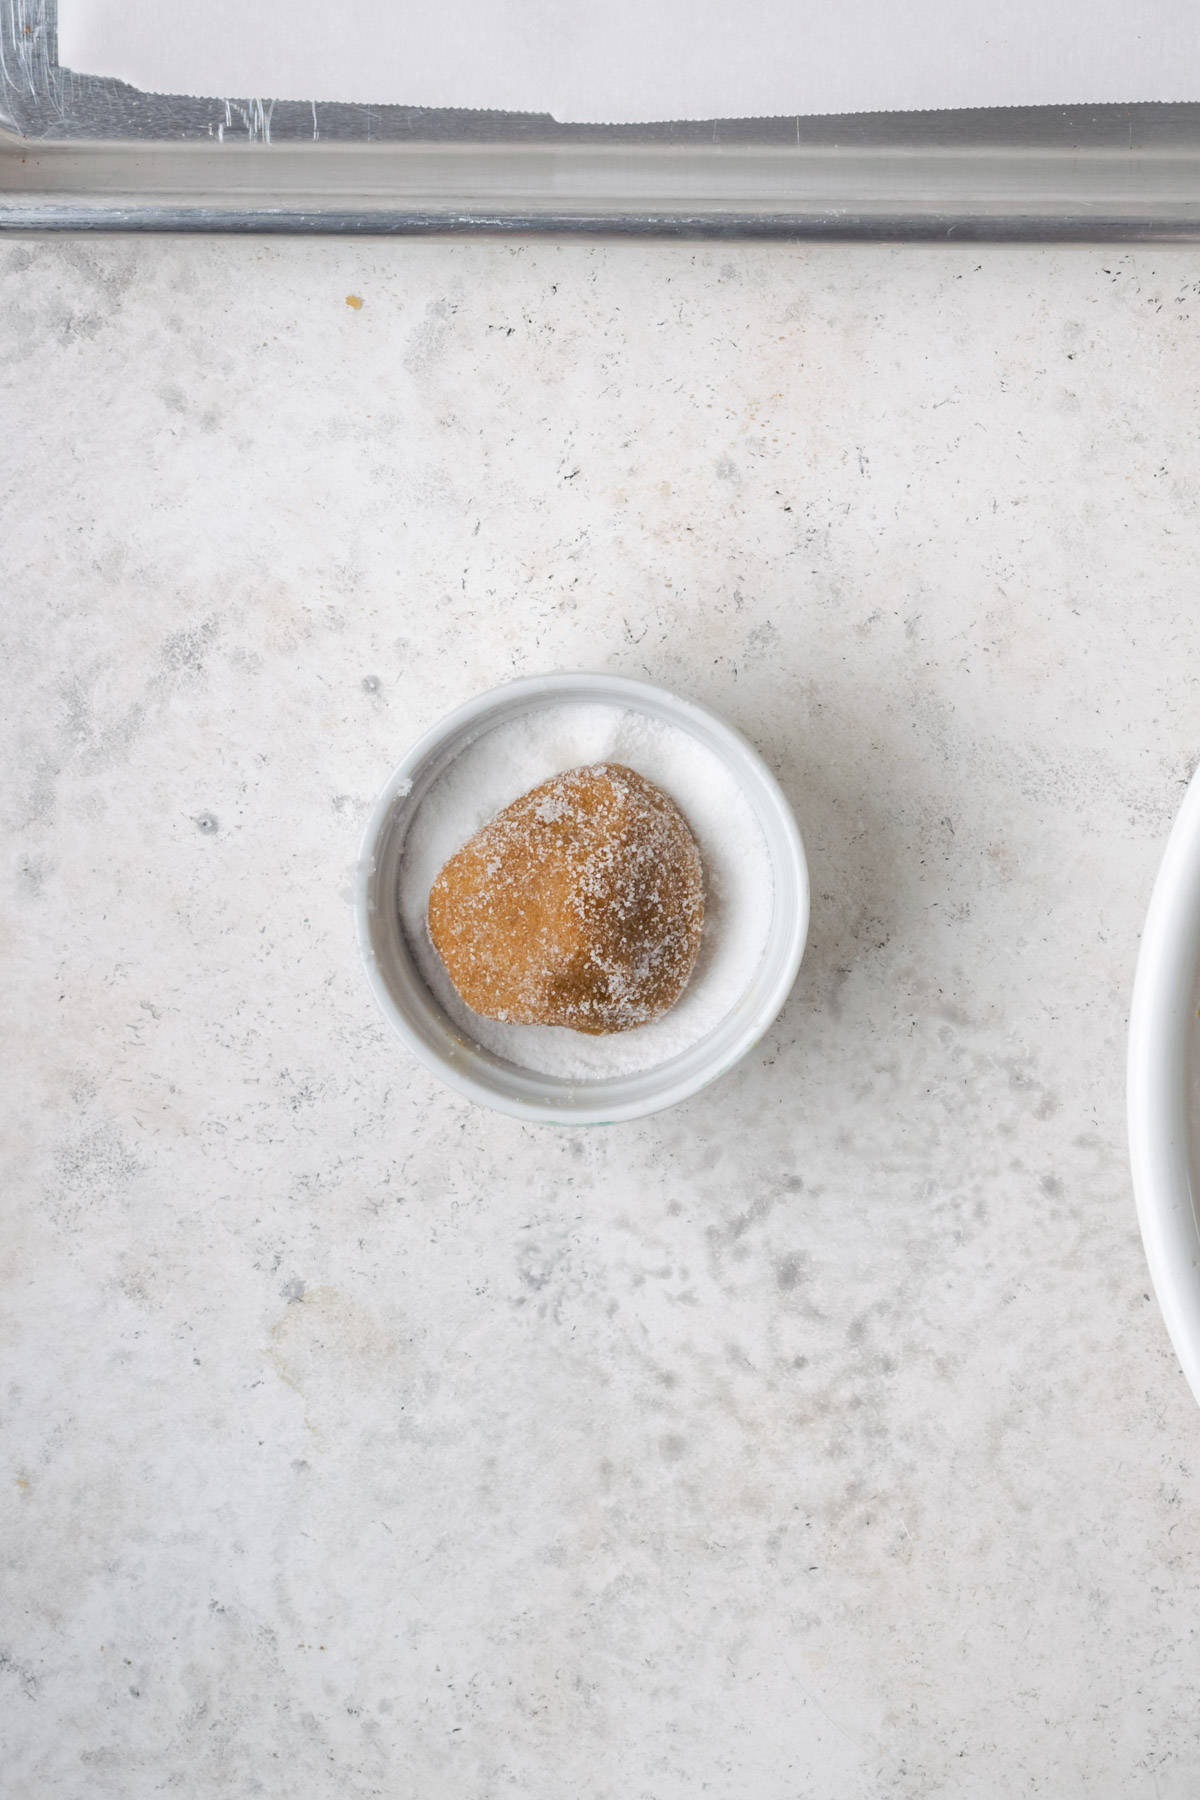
[4,237,1200,1798]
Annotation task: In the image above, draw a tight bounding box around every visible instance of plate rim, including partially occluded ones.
[1127,763,1200,1404]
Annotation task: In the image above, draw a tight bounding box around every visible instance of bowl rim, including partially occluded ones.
[1128,762,1200,1405]
[355,671,809,1124]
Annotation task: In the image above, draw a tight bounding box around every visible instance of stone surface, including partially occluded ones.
[3,236,1200,1798]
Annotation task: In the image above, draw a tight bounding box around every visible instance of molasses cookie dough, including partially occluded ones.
[428,763,704,1034]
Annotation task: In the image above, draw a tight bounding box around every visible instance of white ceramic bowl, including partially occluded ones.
[356,673,808,1124]
[1128,765,1200,1404]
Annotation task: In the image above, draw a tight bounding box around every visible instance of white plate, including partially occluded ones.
[1128,765,1200,1403]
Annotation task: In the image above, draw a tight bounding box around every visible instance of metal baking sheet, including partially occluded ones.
[5,0,1200,237]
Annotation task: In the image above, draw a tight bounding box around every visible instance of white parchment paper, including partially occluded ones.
[56,0,1200,124]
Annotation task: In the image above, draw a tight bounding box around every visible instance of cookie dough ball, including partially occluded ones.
[428,762,704,1035]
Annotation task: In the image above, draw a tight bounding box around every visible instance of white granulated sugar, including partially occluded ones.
[398,703,773,1079]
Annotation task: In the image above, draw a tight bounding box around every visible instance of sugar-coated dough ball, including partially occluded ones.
[427,763,704,1035]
